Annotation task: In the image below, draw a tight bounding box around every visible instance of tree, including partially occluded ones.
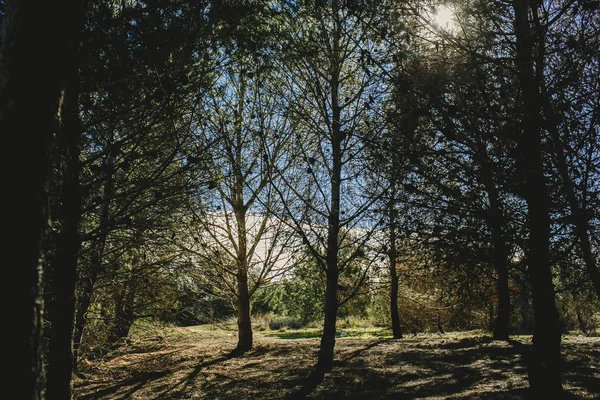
[537,1,600,302]
[43,11,85,398]
[378,1,518,341]
[182,52,297,353]
[0,0,81,397]
[72,0,209,366]
[275,0,389,379]
[512,0,562,394]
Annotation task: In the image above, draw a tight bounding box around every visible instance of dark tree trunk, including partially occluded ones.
[110,263,137,343]
[390,257,402,339]
[73,270,96,369]
[44,61,83,399]
[572,292,590,335]
[0,0,80,397]
[512,1,563,395]
[517,277,533,332]
[235,268,253,353]
[388,195,403,339]
[316,22,343,374]
[73,158,114,369]
[318,266,339,373]
[477,146,510,340]
[493,252,511,341]
[228,74,255,355]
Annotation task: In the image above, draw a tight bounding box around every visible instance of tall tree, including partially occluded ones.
[43,7,85,397]
[512,0,562,394]
[72,0,209,366]
[382,1,522,341]
[182,54,296,354]
[276,0,389,378]
[538,1,600,301]
[0,0,81,397]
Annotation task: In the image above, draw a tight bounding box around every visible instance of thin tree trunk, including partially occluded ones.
[388,191,402,339]
[44,57,83,399]
[318,266,339,373]
[110,261,137,343]
[235,211,252,354]
[73,240,106,369]
[231,78,254,354]
[316,14,343,373]
[73,163,114,369]
[389,254,402,339]
[517,276,533,332]
[0,0,80,397]
[236,268,253,353]
[493,251,511,340]
[572,292,590,335]
[73,270,96,369]
[512,1,562,395]
[477,145,510,340]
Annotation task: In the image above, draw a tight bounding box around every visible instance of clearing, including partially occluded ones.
[73,326,599,399]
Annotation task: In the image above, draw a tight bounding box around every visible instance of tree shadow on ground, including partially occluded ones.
[301,337,529,399]
[73,332,600,399]
[283,340,385,400]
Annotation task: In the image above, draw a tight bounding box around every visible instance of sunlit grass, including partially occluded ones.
[263,327,393,340]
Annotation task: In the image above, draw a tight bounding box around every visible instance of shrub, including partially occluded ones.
[268,316,304,330]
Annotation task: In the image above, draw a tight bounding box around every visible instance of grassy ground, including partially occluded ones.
[73,325,600,399]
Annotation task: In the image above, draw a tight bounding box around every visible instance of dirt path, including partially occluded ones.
[73,327,599,399]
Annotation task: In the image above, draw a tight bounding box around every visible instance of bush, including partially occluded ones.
[268,316,304,330]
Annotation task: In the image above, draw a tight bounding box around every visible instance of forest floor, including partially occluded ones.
[73,325,600,399]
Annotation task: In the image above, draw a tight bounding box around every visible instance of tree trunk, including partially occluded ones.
[110,263,137,343]
[477,145,510,340]
[493,253,511,341]
[390,258,402,339]
[572,292,590,336]
[227,70,255,355]
[236,268,253,353]
[318,267,339,373]
[512,1,563,395]
[0,0,80,397]
[517,277,533,332]
[73,157,114,369]
[388,194,403,339]
[316,15,343,373]
[73,269,96,369]
[44,55,83,400]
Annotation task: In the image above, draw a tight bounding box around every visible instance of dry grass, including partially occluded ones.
[73,326,600,399]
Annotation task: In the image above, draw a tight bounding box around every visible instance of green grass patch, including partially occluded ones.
[264,328,321,339]
[263,327,393,340]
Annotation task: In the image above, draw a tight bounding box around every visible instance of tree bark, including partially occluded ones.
[493,249,511,341]
[231,79,254,353]
[73,271,95,369]
[388,191,403,339]
[236,268,253,353]
[512,1,563,395]
[318,266,339,373]
[477,145,510,340]
[0,0,81,398]
[73,164,114,369]
[316,16,343,373]
[110,262,137,343]
[44,59,83,400]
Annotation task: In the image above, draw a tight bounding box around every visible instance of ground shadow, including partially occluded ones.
[73,332,600,399]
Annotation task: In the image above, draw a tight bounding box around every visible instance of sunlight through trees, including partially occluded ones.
[2,0,600,398]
